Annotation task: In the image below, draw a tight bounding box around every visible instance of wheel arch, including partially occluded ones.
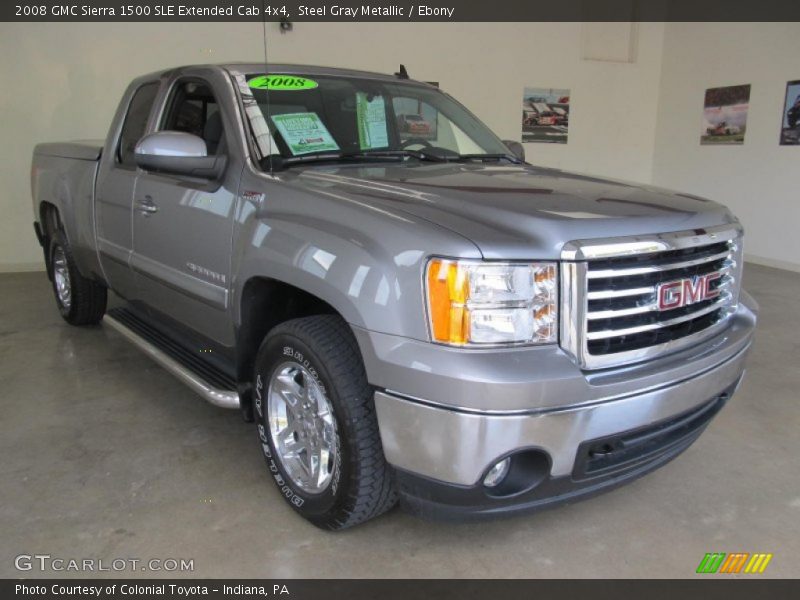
[235,276,362,419]
[38,201,62,278]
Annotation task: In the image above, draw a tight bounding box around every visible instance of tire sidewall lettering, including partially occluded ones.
[282,346,325,395]
[255,374,264,418]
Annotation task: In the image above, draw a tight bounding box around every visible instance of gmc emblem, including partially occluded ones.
[657,272,722,311]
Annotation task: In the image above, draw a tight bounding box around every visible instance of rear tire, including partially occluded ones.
[49,230,107,326]
[253,315,397,530]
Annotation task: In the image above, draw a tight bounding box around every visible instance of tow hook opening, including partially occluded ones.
[589,442,618,458]
[483,449,551,498]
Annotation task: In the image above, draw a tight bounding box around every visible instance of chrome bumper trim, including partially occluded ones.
[374,341,750,486]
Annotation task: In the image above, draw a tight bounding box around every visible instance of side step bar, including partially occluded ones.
[104,310,240,410]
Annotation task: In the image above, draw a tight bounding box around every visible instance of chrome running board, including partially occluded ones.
[104,309,240,410]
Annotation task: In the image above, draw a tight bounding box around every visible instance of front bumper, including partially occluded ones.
[356,293,757,520]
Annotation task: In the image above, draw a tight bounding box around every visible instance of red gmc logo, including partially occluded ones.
[657,272,722,311]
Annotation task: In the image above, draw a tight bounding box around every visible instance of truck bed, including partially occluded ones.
[31,140,104,278]
[34,140,103,162]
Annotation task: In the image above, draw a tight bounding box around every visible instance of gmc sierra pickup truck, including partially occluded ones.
[31,64,757,530]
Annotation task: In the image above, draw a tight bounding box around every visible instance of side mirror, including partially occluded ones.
[503,140,526,163]
[134,131,226,179]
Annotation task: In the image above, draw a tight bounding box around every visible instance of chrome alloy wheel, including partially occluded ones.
[53,246,72,309]
[267,361,338,494]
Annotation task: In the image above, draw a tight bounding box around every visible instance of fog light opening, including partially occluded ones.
[483,449,552,498]
[483,457,511,488]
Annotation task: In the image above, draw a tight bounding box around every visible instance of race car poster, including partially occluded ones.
[522,87,570,143]
[700,84,750,145]
[393,96,438,142]
[779,79,800,146]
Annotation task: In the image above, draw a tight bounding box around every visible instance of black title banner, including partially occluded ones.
[4,579,800,600]
[4,0,800,22]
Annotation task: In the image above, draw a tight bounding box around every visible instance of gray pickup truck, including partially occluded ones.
[31,63,757,530]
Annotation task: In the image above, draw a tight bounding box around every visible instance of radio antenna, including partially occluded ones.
[261,14,274,173]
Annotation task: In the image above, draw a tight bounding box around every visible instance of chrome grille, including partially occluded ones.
[560,225,743,369]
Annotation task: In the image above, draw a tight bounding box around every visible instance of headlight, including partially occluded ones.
[425,259,558,346]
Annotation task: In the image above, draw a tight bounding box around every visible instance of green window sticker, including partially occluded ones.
[248,75,319,91]
[271,112,340,156]
[356,92,389,150]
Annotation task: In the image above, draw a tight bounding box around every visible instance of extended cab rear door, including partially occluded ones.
[130,68,239,346]
[95,79,160,300]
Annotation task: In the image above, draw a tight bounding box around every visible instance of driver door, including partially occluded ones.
[130,74,237,345]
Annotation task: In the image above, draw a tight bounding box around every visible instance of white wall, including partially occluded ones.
[652,22,800,271]
[0,22,666,272]
[0,22,262,272]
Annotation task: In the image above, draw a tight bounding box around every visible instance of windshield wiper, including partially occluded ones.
[267,153,343,168]
[266,147,520,170]
[453,153,522,164]
[266,153,393,170]
[358,150,522,164]
[344,150,448,162]
[267,149,449,170]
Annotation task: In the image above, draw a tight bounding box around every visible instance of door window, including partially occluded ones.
[161,81,225,155]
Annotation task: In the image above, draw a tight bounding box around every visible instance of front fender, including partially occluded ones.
[230,172,481,342]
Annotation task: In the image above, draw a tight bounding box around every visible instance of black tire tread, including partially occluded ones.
[265,315,398,529]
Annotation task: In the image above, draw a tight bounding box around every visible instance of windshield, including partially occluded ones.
[234,72,514,167]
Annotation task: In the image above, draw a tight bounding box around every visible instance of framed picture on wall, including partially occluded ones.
[700,84,750,145]
[780,80,800,146]
[522,87,570,144]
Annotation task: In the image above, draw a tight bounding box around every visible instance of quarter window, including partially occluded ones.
[117,82,159,167]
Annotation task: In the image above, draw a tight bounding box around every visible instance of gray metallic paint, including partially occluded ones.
[355,292,756,414]
[93,74,162,301]
[128,67,243,346]
[31,64,757,488]
[32,63,746,345]
[33,140,103,162]
[30,150,102,278]
[374,328,752,486]
[270,163,739,262]
[230,166,482,342]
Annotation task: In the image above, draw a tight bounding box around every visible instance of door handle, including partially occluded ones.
[136,195,158,216]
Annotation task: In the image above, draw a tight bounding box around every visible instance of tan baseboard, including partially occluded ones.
[0,261,46,273]
[745,254,800,274]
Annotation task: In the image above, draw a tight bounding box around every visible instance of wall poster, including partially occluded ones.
[701,84,750,145]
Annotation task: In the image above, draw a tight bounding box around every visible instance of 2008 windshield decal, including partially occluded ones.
[248,75,318,91]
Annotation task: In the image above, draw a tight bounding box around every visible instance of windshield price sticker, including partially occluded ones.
[248,75,319,91]
[356,93,389,150]
[271,112,340,155]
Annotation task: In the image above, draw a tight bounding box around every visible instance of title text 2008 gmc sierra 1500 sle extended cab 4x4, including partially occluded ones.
[31,64,757,530]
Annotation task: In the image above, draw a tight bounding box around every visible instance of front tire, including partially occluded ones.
[253,315,397,530]
[49,230,107,326]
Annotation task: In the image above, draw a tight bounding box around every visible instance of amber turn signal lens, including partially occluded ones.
[427,259,470,344]
[426,259,558,346]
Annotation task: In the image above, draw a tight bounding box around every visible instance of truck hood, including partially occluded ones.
[288,162,737,259]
